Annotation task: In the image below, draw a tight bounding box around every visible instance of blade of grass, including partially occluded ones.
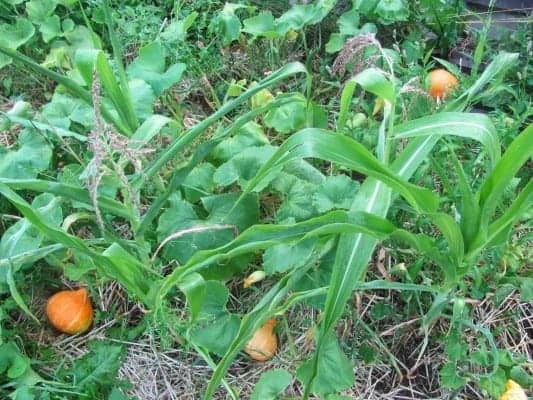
[6,261,39,323]
[469,178,533,258]
[448,148,480,250]
[0,244,64,268]
[447,52,519,111]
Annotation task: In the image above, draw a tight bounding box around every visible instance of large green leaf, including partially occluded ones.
[71,341,124,392]
[190,281,240,356]
[25,0,56,22]
[263,238,318,274]
[210,121,269,163]
[160,11,198,42]
[0,129,51,179]
[0,18,34,68]
[126,41,186,96]
[214,145,276,189]
[251,369,292,400]
[156,193,258,265]
[211,3,248,45]
[264,94,307,134]
[42,93,94,130]
[242,0,338,39]
[297,332,354,396]
[312,175,359,213]
[0,194,62,273]
[0,193,62,318]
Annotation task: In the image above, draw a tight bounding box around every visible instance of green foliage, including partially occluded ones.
[0,130,52,179]
[0,342,45,399]
[0,1,531,399]
[297,332,354,396]
[354,0,410,25]
[126,41,186,97]
[64,341,125,397]
[251,369,292,400]
[0,19,35,68]
[190,281,240,356]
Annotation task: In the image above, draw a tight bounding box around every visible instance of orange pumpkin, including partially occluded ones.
[428,68,459,99]
[244,318,277,361]
[46,288,93,335]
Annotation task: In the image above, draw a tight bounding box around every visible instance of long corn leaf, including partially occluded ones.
[75,49,138,134]
[155,210,440,305]
[393,112,500,166]
[101,0,138,131]
[0,178,133,221]
[240,128,440,213]
[476,124,533,236]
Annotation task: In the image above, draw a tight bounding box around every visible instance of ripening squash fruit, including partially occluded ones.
[46,288,93,335]
[500,379,527,400]
[244,318,277,361]
[427,68,459,99]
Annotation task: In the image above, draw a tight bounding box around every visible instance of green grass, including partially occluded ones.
[0,1,531,399]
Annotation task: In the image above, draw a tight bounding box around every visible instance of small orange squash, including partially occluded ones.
[428,68,459,99]
[46,288,93,335]
[244,318,277,361]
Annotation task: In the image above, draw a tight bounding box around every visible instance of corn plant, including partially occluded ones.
[148,52,526,398]
[0,2,529,397]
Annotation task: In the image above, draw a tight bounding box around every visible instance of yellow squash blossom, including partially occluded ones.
[500,379,527,400]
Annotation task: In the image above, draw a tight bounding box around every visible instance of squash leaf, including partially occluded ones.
[296,332,354,396]
[251,369,292,400]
